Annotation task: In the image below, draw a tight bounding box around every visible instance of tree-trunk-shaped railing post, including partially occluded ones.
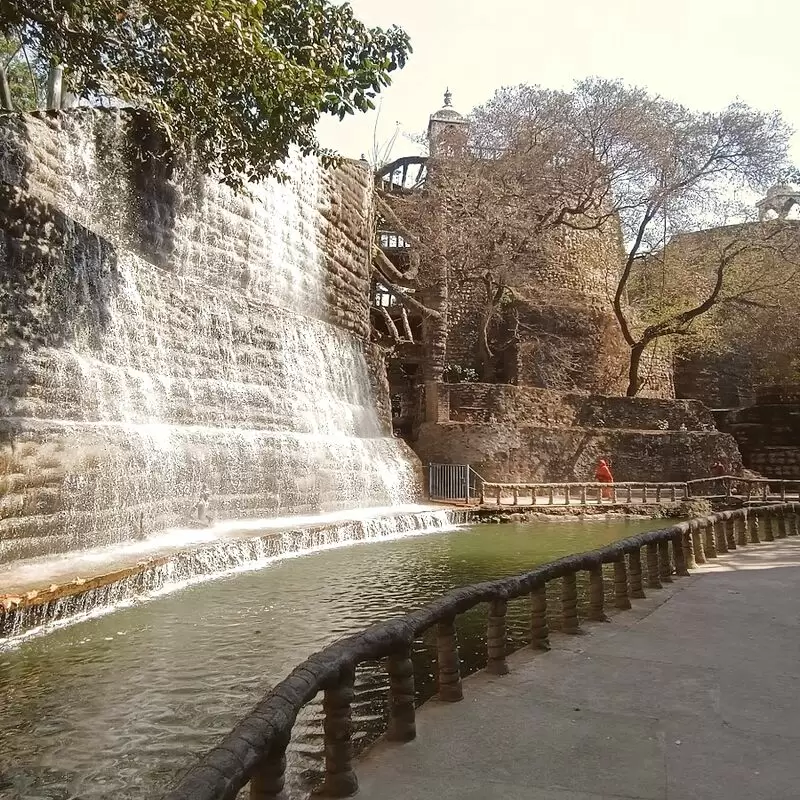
[724,517,737,550]
[691,522,706,564]
[658,540,673,582]
[495,485,502,506]
[642,485,649,504]
[250,743,288,800]
[319,666,358,797]
[646,542,662,589]
[561,573,580,634]
[587,566,608,621]
[486,597,509,675]
[436,618,463,702]
[673,533,689,577]
[777,508,788,539]
[613,559,631,610]
[512,486,519,506]
[628,549,646,599]
[548,486,555,505]
[763,512,775,542]
[714,519,729,554]
[530,586,549,650]
[564,485,572,506]
[479,484,486,505]
[703,520,718,558]
[762,484,768,502]
[670,486,677,502]
[735,513,748,547]
[580,485,587,505]
[655,486,662,504]
[749,512,760,543]
[387,649,416,742]
[789,506,799,536]
[683,528,696,570]
[611,485,618,504]
[780,482,787,502]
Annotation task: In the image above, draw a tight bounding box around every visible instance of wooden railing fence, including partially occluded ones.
[164,503,800,800]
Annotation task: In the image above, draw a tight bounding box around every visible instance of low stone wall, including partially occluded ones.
[716,396,800,479]
[444,383,715,431]
[414,421,741,483]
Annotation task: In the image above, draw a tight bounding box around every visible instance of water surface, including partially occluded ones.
[0,517,667,799]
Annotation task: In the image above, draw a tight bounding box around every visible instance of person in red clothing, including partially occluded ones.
[595,458,614,499]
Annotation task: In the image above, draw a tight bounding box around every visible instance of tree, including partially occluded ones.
[469,79,796,395]
[649,222,800,394]
[1,1,410,188]
[377,93,630,389]
[1,35,46,109]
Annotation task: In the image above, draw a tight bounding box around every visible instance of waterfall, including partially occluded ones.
[1,507,468,644]
[0,110,423,571]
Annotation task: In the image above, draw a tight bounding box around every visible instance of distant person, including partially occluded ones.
[193,484,214,526]
[595,458,614,499]
[712,460,728,496]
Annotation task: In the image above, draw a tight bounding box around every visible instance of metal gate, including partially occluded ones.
[428,463,471,503]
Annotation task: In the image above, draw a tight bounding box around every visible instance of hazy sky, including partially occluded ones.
[316,0,800,167]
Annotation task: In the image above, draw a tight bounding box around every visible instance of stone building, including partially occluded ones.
[372,92,738,482]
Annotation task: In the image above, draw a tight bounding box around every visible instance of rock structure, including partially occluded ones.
[413,383,741,483]
[715,385,800,480]
[0,109,420,565]
[375,91,675,446]
[370,92,731,483]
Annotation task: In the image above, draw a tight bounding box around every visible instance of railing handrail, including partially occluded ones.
[164,503,800,800]
[480,480,687,489]
[686,475,800,486]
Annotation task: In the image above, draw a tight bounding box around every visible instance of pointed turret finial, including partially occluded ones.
[443,87,452,107]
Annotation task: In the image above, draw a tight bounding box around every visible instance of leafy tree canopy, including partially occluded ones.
[0,1,410,187]
[1,35,46,108]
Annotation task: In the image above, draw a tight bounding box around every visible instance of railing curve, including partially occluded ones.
[164,503,800,800]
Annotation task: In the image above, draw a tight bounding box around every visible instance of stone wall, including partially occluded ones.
[659,221,800,407]
[445,383,715,430]
[716,387,800,479]
[0,110,419,564]
[415,422,739,483]
[444,215,637,393]
[412,383,740,483]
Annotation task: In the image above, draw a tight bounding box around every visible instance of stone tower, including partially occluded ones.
[427,89,469,156]
[756,184,800,221]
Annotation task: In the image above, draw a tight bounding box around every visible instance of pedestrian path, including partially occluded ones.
[356,539,800,800]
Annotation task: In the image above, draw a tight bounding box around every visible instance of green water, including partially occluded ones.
[0,517,667,799]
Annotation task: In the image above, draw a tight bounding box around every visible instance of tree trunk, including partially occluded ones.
[626,341,647,397]
[0,64,13,111]
[478,307,494,382]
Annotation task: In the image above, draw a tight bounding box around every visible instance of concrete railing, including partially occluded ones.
[479,481,689,506]
[164,503,800,800]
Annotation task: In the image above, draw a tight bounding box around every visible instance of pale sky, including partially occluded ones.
[316,0,800,168]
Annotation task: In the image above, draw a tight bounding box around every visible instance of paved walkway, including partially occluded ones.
[356,539,800,800]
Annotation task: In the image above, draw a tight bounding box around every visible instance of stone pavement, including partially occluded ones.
[356,539,800,800]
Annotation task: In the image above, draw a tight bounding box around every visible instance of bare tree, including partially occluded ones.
[377,79,795,395]
[468,79,796,395]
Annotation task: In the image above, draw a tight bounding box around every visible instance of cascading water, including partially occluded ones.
[2,506,467,643]
[0,110,437,635]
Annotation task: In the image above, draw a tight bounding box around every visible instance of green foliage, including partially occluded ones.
[1,35,45,109]
[1,1,410,188]
[443,364,479,383]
